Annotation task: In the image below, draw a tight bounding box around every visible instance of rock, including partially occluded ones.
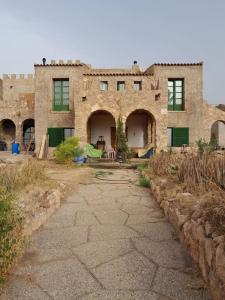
[191,210,202,220]
[212,232,221,239]
[160,200,169,216]
[205,222,213,237]
[167,198,176,202]
[213,235,225,245]
[199,240,209,282]
[204,238,214,268]
[216,243,225,283]
[174,209,189,229]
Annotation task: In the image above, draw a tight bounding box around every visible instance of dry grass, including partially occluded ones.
[149,152,225,192]
[0,159,46,192]
[0,190,25,282]
[201,197,225,234]
[149,151,225,235]
[149,152,182,176]
[0,159,47,282]
[178,153,225,192]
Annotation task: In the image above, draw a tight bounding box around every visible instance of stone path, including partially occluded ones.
[1,169,212,300]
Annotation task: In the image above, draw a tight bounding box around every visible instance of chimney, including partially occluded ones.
[132,60,140,73]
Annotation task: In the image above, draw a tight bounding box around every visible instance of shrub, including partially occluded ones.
[0,159,47,282]
[196,138,215,155]
[137,162,149,171]
[0,190,25,282]
[139,175,151,188]
[54,137,83,163]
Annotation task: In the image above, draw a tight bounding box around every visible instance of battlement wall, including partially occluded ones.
[2,74,34,80]
[34,59,91,68]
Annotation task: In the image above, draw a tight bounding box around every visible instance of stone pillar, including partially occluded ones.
[75,114,87,147]
[147,118,152,145]
[16,123,23,147]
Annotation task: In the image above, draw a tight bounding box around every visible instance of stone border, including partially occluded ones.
[150,178,225,300]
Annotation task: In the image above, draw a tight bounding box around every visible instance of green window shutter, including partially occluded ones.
[48,128,64,147]
[168,79,184,111]
[172,128,189,147]
[53,79,69,111]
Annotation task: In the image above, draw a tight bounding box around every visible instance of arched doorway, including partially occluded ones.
[22,119,35,151]
[125,109,156,149]
[87,110,116,150]
[211,120,225,149]
[0,119,16,150]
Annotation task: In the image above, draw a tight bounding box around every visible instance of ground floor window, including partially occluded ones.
[167,127,189,147]
[48,128,74,147]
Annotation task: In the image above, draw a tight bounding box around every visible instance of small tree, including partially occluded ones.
[54,136,83,163]
[115,115,129,161]
[196,138,215,157]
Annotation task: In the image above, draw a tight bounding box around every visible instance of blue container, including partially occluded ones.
[74,156,84,164]
[12,143,20,154]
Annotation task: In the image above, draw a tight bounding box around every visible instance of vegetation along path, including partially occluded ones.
[1,169,212,300]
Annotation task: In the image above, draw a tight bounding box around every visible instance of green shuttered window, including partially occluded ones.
[168,79,184,111]
[168,127,189,147]
[53,79,69,111]
[48,128,74,147]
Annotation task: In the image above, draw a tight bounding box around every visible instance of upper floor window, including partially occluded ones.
[134,81,142,91]
[117,81,125,91]
[168,79,184,111]
[100,81,108,91]
[53,79,69,111]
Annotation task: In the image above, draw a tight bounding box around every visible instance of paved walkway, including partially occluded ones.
[1,169,212,300]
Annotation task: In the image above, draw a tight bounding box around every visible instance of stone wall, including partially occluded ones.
[74,73,166,150]
[1,60,225,154]
[201,102,225,142]
[0,74,35,147]
[34,64,90,150]
[149,64,204,146]
[150,178,225,300]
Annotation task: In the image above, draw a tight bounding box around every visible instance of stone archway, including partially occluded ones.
[211,120,225,149]
[0,119,16,150]
[22,118,35,151]
[87,110,116,149]
[125,109,156,149]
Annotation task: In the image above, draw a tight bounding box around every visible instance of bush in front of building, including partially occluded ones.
[0,189,25,282]
[54,136,83,163]
[139,175,151,188]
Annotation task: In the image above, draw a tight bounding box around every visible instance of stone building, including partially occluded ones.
[0,59,225,154]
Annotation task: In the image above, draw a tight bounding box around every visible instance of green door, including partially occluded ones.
[48,128,64,147]
[172,128,189,147]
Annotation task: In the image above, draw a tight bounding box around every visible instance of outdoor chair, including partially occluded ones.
[105,147,116,159]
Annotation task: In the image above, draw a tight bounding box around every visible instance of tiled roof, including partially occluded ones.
[153,62,203,66]
[83,73,152,76]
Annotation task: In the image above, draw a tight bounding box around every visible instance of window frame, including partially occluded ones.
[117,81,125,91]
[100,81,108,91]
[168,79,184,111]
[134,81,142,91]
[53,79,69,111]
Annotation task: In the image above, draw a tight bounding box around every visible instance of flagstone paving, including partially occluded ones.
[1,169,212,300]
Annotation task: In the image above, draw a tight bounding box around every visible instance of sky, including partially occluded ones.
[0,0,225,105]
